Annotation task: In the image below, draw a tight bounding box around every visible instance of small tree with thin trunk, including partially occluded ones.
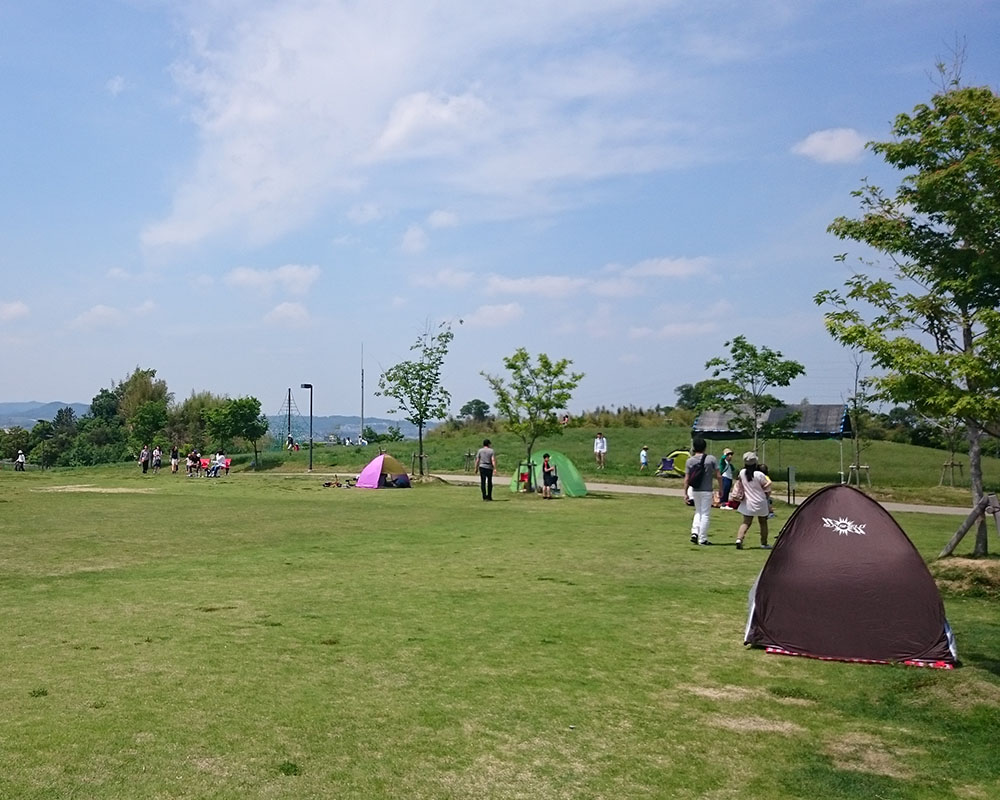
[702,336,806,452]
[482,349,583,488]
[377,322,454,477]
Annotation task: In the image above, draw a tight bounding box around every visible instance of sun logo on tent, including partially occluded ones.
[821,516,867,536]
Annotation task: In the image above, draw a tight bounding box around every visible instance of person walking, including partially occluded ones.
[594,432,607,469]
[474,439,497,501]
[139,445,150,474]
[684,437,722,546]
[152,445,162,474]
[170,445,180,474]
[734,451,773,550]
[14,450,26,471]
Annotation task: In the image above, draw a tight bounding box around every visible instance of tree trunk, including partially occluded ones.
[967,422,988,556]
[418,424,425,476]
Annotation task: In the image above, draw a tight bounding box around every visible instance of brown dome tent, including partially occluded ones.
[744,484,957,668]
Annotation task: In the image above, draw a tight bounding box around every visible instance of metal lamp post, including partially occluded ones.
[300,383,313,471]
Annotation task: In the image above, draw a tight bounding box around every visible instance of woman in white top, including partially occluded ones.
[735,451,772,550]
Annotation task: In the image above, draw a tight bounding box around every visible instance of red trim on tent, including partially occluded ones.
[761,646,955,670]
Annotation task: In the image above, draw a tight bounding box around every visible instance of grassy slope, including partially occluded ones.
[1,465,998,799]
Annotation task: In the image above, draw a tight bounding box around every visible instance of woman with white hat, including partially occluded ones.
[734,451,772,550]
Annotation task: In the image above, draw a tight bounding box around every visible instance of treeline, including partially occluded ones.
[0,367,270,468]
[436,402,695,436]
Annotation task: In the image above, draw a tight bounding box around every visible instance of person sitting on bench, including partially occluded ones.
[206,451,226,477]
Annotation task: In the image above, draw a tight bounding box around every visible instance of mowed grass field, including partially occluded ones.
[1,466,999,799]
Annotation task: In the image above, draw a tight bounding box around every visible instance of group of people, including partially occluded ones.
[138,445,163,474]
[136,445,227,477]
[473,439,560,501]
[683,437,773,549]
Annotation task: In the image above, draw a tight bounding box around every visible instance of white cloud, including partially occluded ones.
[264,302,310,327]
[629,321,712,339]
[106,75,126,96]
[0,301,29,321]
[486,274,589,298]
[225,264,321,295]
[348,203,382,224]
[792,128,867,163]
[619,256,709,278]
[464,302,523,328]
[71,304,126,330]
[106,267,131,280]
[134,300,157,315]
[427,209,458,228]
[401,224,428,254]
[143,2,717,248]
[374,91,489,156]
[411,268,472,289]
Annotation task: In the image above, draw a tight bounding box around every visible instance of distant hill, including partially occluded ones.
[0,401,91,429]
[0,401,422,441]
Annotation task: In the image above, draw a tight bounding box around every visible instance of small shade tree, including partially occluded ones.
[377,322,454,476]
[703,336,806,452]
[482,349,584,487]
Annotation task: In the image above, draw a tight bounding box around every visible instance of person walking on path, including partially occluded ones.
[14,450,26,471]
[594,432,607,469]
[734,451,773,550]
[475,439,498,501]
[684,437,722,545]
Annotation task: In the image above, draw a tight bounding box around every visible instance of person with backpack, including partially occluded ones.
[684,437,722,546]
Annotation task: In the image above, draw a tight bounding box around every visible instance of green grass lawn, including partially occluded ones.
[2,466,998,799]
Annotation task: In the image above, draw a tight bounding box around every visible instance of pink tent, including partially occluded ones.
[356,453,409,489]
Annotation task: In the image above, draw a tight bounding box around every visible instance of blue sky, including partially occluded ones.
[1,1,998,418]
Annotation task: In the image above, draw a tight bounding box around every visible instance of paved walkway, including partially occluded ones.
[432,472,972,517]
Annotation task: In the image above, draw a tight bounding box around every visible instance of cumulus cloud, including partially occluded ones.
[106,75,126,96]
[142,2,719,248]
[70,304,126,330]
[411,268,473,289]
[427,209,458,228]
[348,203,382,224]
[264,302,310,327]
[0,301,29,321]
[463,302,523,328]
[374,91,489,156]
[486,275,589,298]
[401,224,428,254]
[225,264,321,295]
[792,128,867,163]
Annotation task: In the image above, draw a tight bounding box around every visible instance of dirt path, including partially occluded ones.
[431,472,972,516]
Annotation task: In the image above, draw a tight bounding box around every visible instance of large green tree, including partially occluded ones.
[817,80,1000,556]
[703,336,806,452]
[482,349,584,485]
[377,322,454,476]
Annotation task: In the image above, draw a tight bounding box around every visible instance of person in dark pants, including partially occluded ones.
[474,439,497,501]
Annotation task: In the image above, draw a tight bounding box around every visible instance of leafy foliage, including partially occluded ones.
[377,322,454,475]
[817,81,1000,555]
[702,336,806,451]
[482,348,584,474]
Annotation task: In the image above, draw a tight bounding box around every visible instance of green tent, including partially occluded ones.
[510,450,587,497]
